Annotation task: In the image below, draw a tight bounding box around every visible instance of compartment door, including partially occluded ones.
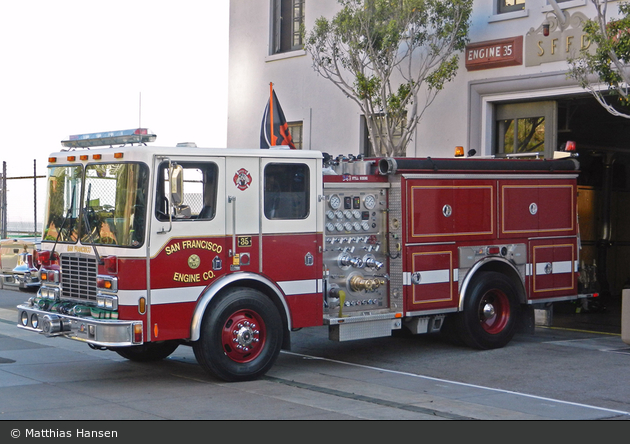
[528,238,578,300]
[405,245,458,313]
[500,179,576,238]
[405,178,494,243]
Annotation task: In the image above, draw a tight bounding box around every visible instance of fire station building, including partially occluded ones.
[226,1,630,302]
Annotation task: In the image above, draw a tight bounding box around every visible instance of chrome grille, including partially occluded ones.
[60,254,98,301]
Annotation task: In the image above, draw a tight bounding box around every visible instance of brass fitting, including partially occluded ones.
[349,275,386,292]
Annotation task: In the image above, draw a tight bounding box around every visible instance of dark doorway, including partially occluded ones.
[557,96,630,302]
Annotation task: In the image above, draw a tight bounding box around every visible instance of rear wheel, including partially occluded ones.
[193,287,283,382]
[456,271,520,350]
[113,341,179,362]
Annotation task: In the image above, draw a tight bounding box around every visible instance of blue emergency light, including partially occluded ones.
[61,128,156,148]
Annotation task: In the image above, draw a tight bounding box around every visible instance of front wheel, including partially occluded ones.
[455,271,520,350]
[193,287,283,382]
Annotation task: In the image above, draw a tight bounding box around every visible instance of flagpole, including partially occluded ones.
[269,82,275,146]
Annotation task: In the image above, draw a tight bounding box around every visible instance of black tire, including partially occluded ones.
[455,271,520,350]
[439,314,467,346]
[113,341,179,362]
[193,287,283,382]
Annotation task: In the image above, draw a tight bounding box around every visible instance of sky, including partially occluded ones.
[0,1,230,228]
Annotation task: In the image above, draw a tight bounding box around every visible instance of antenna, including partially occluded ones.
[139,92,142,128]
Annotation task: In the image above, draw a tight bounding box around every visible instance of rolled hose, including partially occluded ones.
[377,156,579,175]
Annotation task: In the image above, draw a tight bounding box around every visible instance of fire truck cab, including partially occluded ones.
[17,129,590,381]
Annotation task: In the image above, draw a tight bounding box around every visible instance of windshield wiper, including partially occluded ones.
[81,183,103,265]
[51,184,76,260]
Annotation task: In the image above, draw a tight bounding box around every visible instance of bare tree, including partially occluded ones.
[304,0,472,157]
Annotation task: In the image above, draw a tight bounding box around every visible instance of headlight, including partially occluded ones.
[96,293,118,311]
[40,286,59,301]
[20,311,29,327]
[30,314,39,329]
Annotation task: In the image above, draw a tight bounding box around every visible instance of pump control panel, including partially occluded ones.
[323,186,389,316]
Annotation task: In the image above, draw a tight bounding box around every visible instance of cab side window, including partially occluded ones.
[264,163,309,219]
[156,162,218,221]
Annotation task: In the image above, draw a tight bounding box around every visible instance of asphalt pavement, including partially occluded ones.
[0,287,629,422]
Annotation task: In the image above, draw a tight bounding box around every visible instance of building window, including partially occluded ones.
[497,117,545,154]
[360,114,405,157]
[271,0,305,55]
[288,121,303,149]
[495,101,557,158]
[498,0,525,14]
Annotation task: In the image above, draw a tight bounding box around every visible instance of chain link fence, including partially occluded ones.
[0,161,46,239]
[1,161,207,239]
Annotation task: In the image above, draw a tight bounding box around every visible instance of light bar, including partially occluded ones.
[61,128,156,148]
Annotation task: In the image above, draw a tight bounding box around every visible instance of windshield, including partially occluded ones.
[43,165,82,243]
[43,162,149,247]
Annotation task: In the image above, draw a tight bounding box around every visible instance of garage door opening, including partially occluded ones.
[556,96,630,304]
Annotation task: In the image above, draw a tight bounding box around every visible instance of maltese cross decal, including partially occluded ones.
[233,168,252,191]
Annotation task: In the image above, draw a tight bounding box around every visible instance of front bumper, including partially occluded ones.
[1,272,40,289]
[17,303,143,347]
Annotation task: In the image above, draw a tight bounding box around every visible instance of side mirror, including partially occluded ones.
[170,164,184,207]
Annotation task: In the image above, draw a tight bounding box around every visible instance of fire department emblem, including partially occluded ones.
[188,254,201,269]
[233,168,252,191]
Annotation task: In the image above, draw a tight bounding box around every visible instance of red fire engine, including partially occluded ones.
[17,129,592,381]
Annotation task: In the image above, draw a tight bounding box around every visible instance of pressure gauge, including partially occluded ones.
[364,194,376,210]
[326,211,335,220]
[361,221,371,231]
[335,223,344,232]
[353,222,362,231]
[353,210,362,219]
[344,210,353,219]
[335,210,344,219]
[329,194,341,210]
[326,222,335,232]
[344,222,353,231]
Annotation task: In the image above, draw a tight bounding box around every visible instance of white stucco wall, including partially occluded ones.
[228,0,356,154]
[227,0,617,157]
